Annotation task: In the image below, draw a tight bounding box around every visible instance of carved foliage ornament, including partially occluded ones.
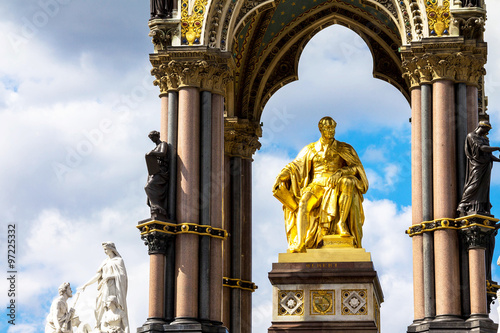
[224,117,262,159]
[402,52,485,87]
[453,16,485,41]
[141,231,170,254]
[460,225,495,249]
[149,24,180,51]
[151,59,232,93]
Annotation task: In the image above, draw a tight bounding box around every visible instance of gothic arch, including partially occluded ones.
[214,0,410,122]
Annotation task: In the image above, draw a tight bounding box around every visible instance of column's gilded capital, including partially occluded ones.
[224,117,262,160]
[150,48,234,94]
[401,42,487,86]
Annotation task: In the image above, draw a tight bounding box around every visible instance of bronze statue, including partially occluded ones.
[273,117,369,253]
[144,130,169,218]
[462,0,479,7]
[458,121,500,216]
[150,0,173,19]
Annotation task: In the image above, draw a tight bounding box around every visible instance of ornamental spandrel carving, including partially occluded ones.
[151,54,233,93]
[376,0,397,18]
[224,117,262,159]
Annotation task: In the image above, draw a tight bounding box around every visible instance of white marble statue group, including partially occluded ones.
[45,242,129,333]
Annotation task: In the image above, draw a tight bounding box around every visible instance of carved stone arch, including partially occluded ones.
[228,1,409,121]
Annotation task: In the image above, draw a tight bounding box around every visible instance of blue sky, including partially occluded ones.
[1,1,500,333]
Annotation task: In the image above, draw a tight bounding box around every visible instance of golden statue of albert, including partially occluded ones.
[273,117,369,253]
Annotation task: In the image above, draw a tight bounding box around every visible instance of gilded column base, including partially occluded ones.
[268,259,383,333]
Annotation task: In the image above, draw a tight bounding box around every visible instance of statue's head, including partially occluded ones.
[477,121,492,136]
[148,130,160,141]
[106,295,119,308]
[318,117,337,140]
[102,241,121,258]
[58,282,72,297]
[478,121,492,129]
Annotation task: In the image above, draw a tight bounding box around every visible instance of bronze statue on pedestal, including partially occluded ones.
[150,0,174,19]
[458,121,500,216]
[145,130,169,219]
[273,117,368,253]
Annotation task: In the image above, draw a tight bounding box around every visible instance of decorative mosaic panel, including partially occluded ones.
[310,290,335,315]
[341,289,368,315]
[278,290,304,316]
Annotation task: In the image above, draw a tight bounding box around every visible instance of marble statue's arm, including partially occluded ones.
[79,272,101,291]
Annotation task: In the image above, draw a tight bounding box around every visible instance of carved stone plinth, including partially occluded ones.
[268,257,383,333]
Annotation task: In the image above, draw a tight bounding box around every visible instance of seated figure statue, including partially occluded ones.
[273,117,368,253]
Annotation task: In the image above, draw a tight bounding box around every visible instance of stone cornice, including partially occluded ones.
[224,117,262,159]
[401,40,487,87]
[150,48,234,94]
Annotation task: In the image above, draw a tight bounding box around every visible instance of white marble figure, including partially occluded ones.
[45,282,75,333]
[79,242,129,333]
[101,296,127,333]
